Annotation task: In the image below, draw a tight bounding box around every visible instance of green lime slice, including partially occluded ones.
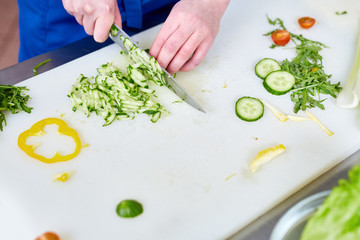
[116,199,143,218]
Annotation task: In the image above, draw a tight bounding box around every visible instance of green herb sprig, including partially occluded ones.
[264,16,341,113]
[0,85,33,131]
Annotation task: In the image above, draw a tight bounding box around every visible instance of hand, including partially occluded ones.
[149,0,230,75]
[62,0,122,42]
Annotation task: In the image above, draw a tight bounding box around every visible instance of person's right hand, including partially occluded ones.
[62,0,122,42]
[149,0,229,75]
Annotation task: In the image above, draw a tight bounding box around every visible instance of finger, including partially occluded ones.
[149,19,179,59]
[62,0,73,15]
[73,13,84,26]
[93,14,114,42]
[82,14,96,35]
[114,1,122,28]
[180,39,213,72]
[83,3,94,15]
[72,0,83,14]
[166,32,202,74]
[156,26,193,70]
[77,2,96,33]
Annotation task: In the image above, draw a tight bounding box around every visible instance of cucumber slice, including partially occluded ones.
[263,70,295,95]
[255,58,281,79]
[235,97,264,122]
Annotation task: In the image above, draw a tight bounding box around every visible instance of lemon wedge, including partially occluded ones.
[250,144,286,173]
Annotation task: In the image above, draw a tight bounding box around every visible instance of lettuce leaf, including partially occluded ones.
[301,165,360,240]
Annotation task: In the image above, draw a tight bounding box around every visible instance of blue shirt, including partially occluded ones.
[17,0,178,62]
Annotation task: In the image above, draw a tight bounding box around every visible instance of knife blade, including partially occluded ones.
[109,25,205,113]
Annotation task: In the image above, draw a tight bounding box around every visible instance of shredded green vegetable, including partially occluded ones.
[109,25,119,36]
[68,63,167,125]
[69,36,168,125]
[336,11,348,15]
[33,59,51,76]
[172,99,184,103]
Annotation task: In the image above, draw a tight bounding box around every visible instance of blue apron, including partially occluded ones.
[17,0,178,62]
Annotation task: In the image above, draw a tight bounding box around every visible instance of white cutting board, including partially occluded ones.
[1,0,360,239]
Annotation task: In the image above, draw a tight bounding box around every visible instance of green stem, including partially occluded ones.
[291,83,320,91]
[33,59,52,76]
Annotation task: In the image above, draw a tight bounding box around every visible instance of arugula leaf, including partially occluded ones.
[266,16,342,113]
[264,15,287,33]
[0,85,33,131]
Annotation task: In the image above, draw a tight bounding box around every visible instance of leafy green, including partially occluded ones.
[301,165,360,240]
[0,85,33,131]
[265,16,342,113]
[116,199,143,218]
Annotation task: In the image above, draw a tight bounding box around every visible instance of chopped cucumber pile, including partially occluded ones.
[121,36,167,87]
[69,37,169,125]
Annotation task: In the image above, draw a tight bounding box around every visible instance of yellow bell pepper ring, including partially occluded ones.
[18,118,81,163]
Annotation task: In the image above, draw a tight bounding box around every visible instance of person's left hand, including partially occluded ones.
[149,0,230,75]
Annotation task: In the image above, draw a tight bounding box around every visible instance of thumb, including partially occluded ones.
[94,14,114,42]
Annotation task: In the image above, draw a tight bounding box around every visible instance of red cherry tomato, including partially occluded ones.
[298,17,316,29]
[35,232,60,240]
[271,30,291,46]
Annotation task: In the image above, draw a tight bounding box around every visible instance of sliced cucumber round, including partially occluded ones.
[263,70,295,95]
[255,58,281,79]
[235,97,264,122]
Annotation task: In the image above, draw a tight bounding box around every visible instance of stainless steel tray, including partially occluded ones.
[228,149,360,240]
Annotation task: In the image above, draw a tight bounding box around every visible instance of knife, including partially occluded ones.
[109,25,205,113]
